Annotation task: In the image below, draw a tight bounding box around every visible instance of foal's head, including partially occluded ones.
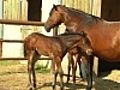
[78,31,93,56]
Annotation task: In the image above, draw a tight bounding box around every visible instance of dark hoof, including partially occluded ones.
[29,88,32,90]
[66,80,69,83]
[52,85,55,90]
[86,87,92,90]
[60,87,64,90]
[73,81,76,84]
[73,78,76,84]
[29,87,36,90]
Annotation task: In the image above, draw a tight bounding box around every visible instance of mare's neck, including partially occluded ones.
[61,8,97,32]
[61,10,87,32]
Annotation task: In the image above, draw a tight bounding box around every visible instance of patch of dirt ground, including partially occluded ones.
[0,64,120,90]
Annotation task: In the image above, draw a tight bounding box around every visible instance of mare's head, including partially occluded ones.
[45,4,66,32]
[45,4,102,33]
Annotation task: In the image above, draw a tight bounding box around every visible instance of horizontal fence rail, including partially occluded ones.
[0,19,45,26]
[0,39,23,43]
[0,57,52,60]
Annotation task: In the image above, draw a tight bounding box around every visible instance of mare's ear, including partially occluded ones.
[53,4,58,11]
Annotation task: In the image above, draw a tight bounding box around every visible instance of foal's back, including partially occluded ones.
[24,32,86,58]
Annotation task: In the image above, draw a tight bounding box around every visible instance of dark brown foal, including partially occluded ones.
[24,32,92,90]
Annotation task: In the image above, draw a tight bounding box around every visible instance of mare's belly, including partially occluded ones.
[95,48,120,62]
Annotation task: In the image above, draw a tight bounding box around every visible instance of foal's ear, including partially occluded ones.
[81,31,87,37]
[53,4,58,11]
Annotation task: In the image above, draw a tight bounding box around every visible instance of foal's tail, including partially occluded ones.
[23,43,39,58]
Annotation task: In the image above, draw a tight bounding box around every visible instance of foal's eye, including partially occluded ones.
[83,40,88,46]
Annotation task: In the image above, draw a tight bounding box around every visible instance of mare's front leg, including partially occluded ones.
[82,56,93,90]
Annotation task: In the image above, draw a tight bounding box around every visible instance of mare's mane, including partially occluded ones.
[51,5,103,22]
[65,6,102,22]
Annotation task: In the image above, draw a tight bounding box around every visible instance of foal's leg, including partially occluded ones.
[52,60,58,90]
[31,51,40,89]
[72,54,80,83]
[27,50,34,90]
[67,53,74,83]
[52,57,64,90]
[27,50,39,90]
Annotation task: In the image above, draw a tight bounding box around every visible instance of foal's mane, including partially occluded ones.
[56,31,87,38]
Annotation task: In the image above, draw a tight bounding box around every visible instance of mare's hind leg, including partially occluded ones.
[27,50,39,90]
[67,53,74,83]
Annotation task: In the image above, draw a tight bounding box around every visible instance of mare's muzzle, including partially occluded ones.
[44,24,51,32]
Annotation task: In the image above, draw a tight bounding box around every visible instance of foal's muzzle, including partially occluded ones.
[86,49,93,56]
[44,24,51,32]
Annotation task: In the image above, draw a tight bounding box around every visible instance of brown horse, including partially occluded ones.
[44,4,120,90]
[24,32,92,90]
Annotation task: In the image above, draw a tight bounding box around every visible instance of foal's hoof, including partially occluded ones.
[66,80,69,83]
[86,87,92,90]
[52,85,55,90]
[29,87,32,90]
[60,87,64,90]
[29,87,36,90]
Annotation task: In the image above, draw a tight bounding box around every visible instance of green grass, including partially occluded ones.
[35,63,50,74]
[0,60,19,66]
[0,60,50,74]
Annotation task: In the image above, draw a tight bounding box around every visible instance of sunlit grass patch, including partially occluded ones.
[35,63,50,74]
[0,60,19,66]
